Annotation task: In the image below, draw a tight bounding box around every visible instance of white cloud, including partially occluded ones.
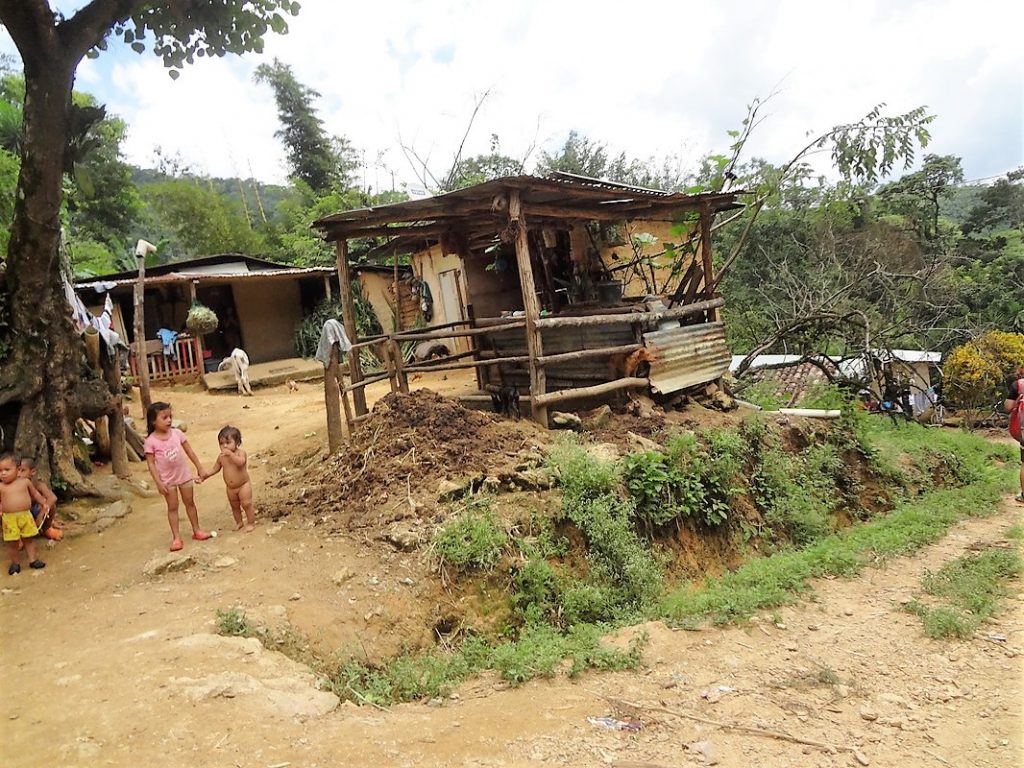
[2,0,1021,185]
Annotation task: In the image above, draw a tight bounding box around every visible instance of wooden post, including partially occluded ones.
[85,328,112,459]
[389,337,409,393]
[393,247,402,332]
[103,345,130,478]
[699,203,718,322]
[334,239,367,415]
[133,255,152,411]
[325,342,344,453]
[323,274,333,302]
[510,190,547,427]
[188,279,206,371]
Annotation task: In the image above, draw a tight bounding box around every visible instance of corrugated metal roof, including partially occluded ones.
[72,254,307,284]
[645,322,731,395]
[313,174,744,237]
[76,266,334,291]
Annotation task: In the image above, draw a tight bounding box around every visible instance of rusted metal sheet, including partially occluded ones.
[484,321,637,390]
[644,321,731,395]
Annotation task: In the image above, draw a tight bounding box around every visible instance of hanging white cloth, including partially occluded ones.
[314,319,352,366]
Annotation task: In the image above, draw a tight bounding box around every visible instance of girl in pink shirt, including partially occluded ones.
[144,401,211,552]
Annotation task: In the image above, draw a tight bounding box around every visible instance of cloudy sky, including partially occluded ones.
[2,0,1022,189]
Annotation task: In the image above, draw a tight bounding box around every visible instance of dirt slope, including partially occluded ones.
[0,372,1020,768]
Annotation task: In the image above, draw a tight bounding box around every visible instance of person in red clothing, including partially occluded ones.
[1005,363,1024,503]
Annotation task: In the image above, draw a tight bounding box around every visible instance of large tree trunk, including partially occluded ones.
[0,42,96,493]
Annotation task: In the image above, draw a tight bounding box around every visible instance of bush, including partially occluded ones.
[944,330,1024,410]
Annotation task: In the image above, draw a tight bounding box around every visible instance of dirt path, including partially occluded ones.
[1,376,1021,768]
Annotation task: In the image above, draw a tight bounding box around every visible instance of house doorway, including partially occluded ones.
[196,284,243,366]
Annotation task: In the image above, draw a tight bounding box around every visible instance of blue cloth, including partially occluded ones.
[156,328,178,359]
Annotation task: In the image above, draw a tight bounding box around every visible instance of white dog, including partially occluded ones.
[217,347,253,396]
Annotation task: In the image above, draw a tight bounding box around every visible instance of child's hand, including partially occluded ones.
[156,482,169,496]
[194,474,204,484]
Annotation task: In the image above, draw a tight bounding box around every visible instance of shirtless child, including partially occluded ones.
[200,426,257,532]
[0,452,48,574]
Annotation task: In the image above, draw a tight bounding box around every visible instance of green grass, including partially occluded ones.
[431,498,508,570]
[905,547,1022,639]
[662,427,1017,626]
[320,625,646,706]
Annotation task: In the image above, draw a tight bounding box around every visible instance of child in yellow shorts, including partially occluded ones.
[0,452,48,574]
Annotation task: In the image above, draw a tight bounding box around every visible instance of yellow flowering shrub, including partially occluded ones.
[944,331,1024,409]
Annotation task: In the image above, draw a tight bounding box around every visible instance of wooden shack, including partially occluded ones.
[313,173,742,428]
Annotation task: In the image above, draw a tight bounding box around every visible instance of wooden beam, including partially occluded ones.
[569,222,593,270]
[521,203,659,222]
[389,321,527,342]
[133,255,151,411]
[699,203,718,322]
[335,239,367,415]
[533,297,725,329]
[537,343,642,367]
[102,345,130,479]
[188,279,206,365]
[510,190,547,427]
[324,342,344,453]
[533,377,650,406]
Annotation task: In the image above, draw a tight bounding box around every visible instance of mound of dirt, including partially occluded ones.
[268,389,547,531]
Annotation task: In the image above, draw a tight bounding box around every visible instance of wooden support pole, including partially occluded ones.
[323,274,333,302]
[381,340,398,394]
[389,338,409,393]
[335,238,367,415]
[325,342,345,453]
[83,329,111,458]
[103,345,130,478]
[133,255,152,411]
[534,377,650,406]
[381,321,527,343]
[393,247,402,332]
[699,203,719,322]
[510,190,547,427]
[188,279,206,369]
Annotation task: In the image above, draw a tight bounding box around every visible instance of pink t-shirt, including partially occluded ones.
[144,428,193,487]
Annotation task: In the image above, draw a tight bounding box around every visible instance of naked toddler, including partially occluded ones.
[201,426,257,532]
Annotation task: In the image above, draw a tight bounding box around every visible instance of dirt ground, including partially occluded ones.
[0,371,1021,768]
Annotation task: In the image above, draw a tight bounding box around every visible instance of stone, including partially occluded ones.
[550,411,584,431]
[171,419,187,432]
[628,395,659,419]
[93,517,117,532]
[143,553,196,577]
[859,706,878,722]
[627,431,662,452]
[585,404,614,430]
[332,567,355,586]
[172,635,339,719]
[98,500,132,519]
[437,478,470,502]
[380,522,423,551]
[688,740,718,765]
[510,468,556,491]
[853,749,870,765]
[586,443,620,464]
[213,556,238,569]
